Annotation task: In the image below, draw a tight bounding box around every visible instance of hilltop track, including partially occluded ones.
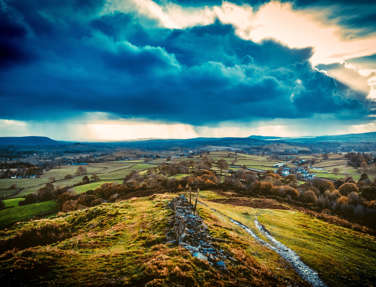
[199,201,327,287]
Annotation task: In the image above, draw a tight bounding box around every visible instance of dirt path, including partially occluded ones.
[199,201,327,287]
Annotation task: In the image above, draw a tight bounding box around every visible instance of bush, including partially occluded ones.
[348,192,360,204]
[357,173,371,186]
[77,194,97,206]
[19,193,38,205]
[334,179,345,189]
[300,190,317,203]
[317,195,330,209]
[82,175,90,184]
[37,183,55,202]
[75,166,87,176]
[354,204,365,217]
[360,185,376,200]
[338,183,359,195]
[0,200,5,210]
[273,185,299,199]
[324,189,340,201]
[64,174,73,180]
[336,196,351,215]
[254,181,273,195]
[312,179,335,193]
[285,186,299,199]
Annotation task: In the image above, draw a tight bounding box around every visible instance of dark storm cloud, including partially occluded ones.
[0,0,371,125]
[0,6,34,67]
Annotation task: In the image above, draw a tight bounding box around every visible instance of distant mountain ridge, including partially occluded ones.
[0,132,375,149]
[0,136,59,145]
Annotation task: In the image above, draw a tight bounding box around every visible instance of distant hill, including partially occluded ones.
[284,132,376,143]
[0,132,375,151]
[0,136,60,146]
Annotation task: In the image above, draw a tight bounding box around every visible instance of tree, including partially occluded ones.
[82,175,90,184]
[37,183,55,201]
[75,166,87,176]
[90,173,100,182]
[217,159,229,176]
[338,182,359,195]
[300,190,317,203]
[64,174,73,180]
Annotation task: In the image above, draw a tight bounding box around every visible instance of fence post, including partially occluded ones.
[194,187,199,214]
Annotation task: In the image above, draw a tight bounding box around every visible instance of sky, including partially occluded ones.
[0,0,376,141]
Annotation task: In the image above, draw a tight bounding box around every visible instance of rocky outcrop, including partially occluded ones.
[168,195,227,269]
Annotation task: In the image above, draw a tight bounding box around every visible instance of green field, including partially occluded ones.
[200,193,376,287]
[0,200,58,228]
[73,180,123,194]
[0,161,156,199]
[3,198,23,208]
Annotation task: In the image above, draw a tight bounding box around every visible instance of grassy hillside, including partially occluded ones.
[0,193,307,286]
[1,191,375,286]
[199,191,376,287]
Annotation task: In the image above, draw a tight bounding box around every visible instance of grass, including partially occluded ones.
[258,209,376,287]
[169,173,189,179]
[0,193,306,286]
[1,161,156,199]
[200,193,376,287]
[0,200,58,228]
[313,172,345,180]
[73,180,122,194]
[3,198,24,208]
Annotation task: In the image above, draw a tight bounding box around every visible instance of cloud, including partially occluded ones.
[317,54,376,100]
[0,0,374,139]
[119,0,376,65]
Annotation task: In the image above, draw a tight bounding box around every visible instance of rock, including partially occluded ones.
[215,261,226,269]
[193,252,208,261]
[168,195,228,268]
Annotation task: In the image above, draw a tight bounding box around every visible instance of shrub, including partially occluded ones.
[82,175,90,184]
[334,179,345,189]
[285,186,299,199]
[360,185,376,200]
[336,196,352,215]
[312,179,335,193]
[274,185,299,199]
[57,190,76,209]
[317,195,330,209]
[0,200,5,210]
[285,174,297,183]
[300,190,317,203]
[348,192,360,205]
[354,204,365,217]
[37,183,55,201]
[338,183,359,195]
[325,189,340,201]
[254,181,273,195]
[357,173,371,186]
[90,173,100,182]
[19,193,38,205]
[75,166,87,176]
[77,194,98,206]
[64,174,73,180]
